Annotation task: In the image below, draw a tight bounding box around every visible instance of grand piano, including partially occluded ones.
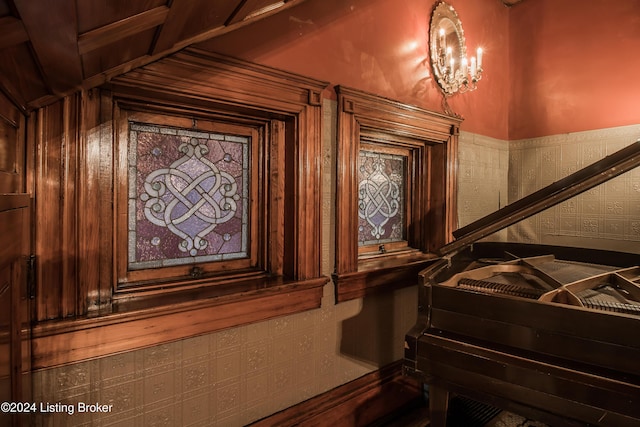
[404,140,640,427]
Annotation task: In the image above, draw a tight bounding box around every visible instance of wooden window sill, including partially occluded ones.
[31,275,328,370]
[332,253,441,303]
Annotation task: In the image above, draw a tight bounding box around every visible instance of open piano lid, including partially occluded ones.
[438,139,640,258]
[430,139,640,314]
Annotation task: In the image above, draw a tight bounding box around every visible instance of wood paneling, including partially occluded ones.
[0,33,36,427]
[77,88,113,313]
[0,90,21,126]
[0,44,45,110]
[0,194,31,427]
[0,91,25,194]
[30,51,329,367]
[34,97,78,319]
[268,119,286,276]
[0,119,18,173]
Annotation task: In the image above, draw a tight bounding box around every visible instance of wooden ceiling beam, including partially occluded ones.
[26,0,308,109]
[151,0,241,55]
[172,0,303,51]
[78,6,170,55]
[0,16,29,50]
[13,0,84,95]
[226,0,285,26]
[151,0,199,54]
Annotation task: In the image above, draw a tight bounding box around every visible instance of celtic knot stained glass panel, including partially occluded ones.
[129,123,249,270]
[358,150,406,246]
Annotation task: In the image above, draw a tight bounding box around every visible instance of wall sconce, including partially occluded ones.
[430,1,483,97]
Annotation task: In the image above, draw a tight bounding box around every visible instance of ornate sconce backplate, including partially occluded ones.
[430,1,483,100]
[430,2,467,95]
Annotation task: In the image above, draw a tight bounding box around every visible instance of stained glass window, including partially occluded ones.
[128,122,249,270]
[358,149,406,246]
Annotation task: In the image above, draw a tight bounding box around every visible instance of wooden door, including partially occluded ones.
[0,195,31,427]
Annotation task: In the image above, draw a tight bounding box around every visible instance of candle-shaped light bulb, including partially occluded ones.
[470,57,477,77]
[449,58,455,77]
[461,57,468,76]
[477,47,483,69]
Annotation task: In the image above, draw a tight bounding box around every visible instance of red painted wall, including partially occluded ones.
[198,0,640,140]
[197,0,511,140]
[509,0,640,139]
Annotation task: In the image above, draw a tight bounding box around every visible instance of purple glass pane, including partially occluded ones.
[129,123,249,269]
[357,150,405,245]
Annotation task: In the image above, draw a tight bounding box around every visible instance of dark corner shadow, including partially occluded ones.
[338,287,427,426]
[338,289,408,367]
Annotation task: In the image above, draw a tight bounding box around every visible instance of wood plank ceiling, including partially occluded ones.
[0,0,306,110]
[0,0,526,111]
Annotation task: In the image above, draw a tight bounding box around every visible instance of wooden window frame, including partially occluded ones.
[30,50,330,368]
[114,108,266,291]
[333,86,461,302]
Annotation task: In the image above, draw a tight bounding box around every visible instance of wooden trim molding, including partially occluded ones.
[29,51,330,367]
[0,92,25,194]
[31,277,325,369]
[333,86,461,302]
[249,361,424,427]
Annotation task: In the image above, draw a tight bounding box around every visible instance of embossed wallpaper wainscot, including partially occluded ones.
[507,124,640,254]
[457,131,509,232]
